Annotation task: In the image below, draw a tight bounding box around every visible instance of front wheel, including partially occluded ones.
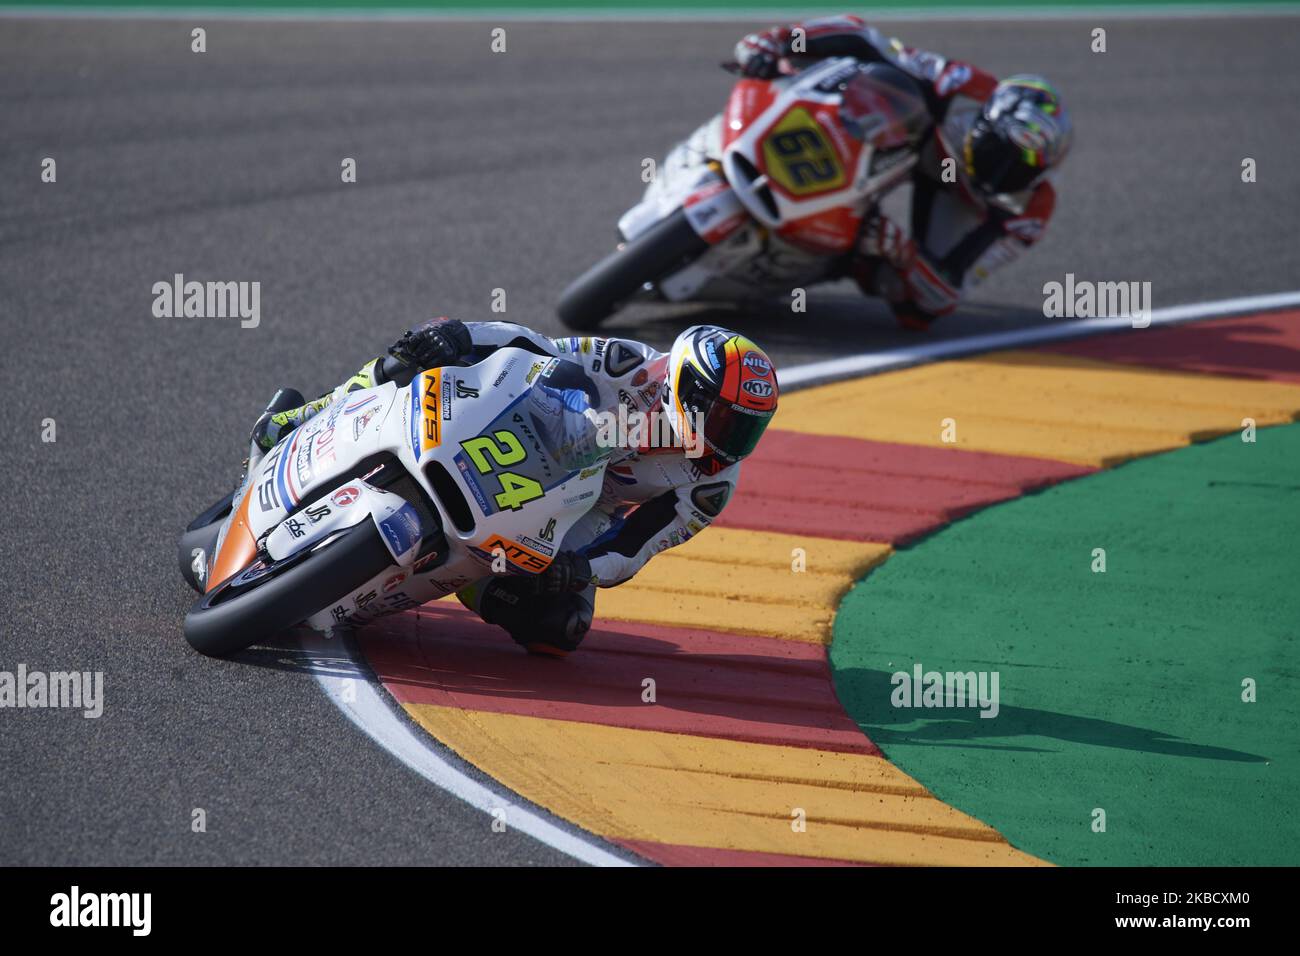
[183,518,395,657]
[557,208,711,330]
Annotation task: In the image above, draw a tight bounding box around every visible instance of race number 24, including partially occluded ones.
[460,431,545,511]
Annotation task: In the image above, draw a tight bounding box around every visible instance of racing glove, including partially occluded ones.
[856,214,959,329]
[898,255,960,321]
[381,318,473,385]
[536,551,597,595]
[857,213,917,273]
[734,26,791,78]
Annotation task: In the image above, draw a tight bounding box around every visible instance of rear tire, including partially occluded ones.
[557,208,710,331]
[183,519,395,657]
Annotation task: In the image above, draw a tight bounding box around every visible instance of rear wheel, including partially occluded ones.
[183,519,395,657]
[557,208,710,330]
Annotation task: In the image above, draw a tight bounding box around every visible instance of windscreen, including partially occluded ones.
[838,64,930,150]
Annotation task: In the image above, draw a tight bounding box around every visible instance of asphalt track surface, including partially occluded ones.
[1,14,1298,865]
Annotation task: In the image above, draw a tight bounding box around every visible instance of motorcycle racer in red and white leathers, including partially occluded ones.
[735,14,1073,328]
[252,319,779,656]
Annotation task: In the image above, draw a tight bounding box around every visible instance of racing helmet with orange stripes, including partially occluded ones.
[665,326,779,466]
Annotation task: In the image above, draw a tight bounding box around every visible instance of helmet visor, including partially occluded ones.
[968,119,1043,194]
[704,402,772,463]
[678,362,774,463]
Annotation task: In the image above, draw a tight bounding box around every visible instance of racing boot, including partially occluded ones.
[457,553,596,657]
[247,349,397,457]
[250,390,327,454]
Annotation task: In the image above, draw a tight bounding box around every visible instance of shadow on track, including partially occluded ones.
[833,666,1269,764]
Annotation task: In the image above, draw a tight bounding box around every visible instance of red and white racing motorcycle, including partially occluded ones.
[557,57,930,329]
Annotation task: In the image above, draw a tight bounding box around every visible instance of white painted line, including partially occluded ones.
[300,629,637,867]
[781,290,1300,389]
[3,4,1299,23]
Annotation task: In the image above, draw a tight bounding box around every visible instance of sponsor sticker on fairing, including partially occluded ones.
[344,395,377,416]
[473,534,552,573]
[352,407,379,440]
[455,456,493,514]
[332,486,361,508]
[378,502,422,559]
[419,369,443,458]
[519,534,556,558]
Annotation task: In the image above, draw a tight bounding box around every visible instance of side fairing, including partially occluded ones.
[246,383,401,540]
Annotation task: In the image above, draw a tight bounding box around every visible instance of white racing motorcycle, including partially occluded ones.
[557,57,931,330]
[177,349,608,656]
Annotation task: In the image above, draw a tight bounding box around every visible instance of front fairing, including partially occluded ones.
[721,58,919,252]
[204,349,610,602]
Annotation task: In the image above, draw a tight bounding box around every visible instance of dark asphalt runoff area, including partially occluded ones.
[1,13,1297,865]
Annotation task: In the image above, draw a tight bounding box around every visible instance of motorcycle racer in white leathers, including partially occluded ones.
[735,13,1073,328]
[252,318,780,656]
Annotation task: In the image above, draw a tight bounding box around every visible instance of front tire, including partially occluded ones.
[183,519,395,657]
[557,208,710,330]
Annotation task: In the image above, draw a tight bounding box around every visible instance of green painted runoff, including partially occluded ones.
[832,424,1300,865]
